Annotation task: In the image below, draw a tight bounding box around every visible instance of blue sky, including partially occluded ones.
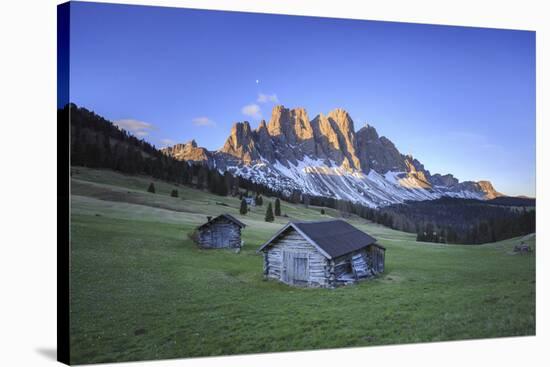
[68,2,536,197]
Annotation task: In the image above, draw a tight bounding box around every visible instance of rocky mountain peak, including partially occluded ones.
[476,180,502,199]
[327,108,355,134]
[220,121,257,163]
[162,105,502,206]
[267,105,313,144]
[161,139,210,164]
[257,119,267,130]
[431,173,459,187]
[266,105,288,137]
[357,124,380,141]
[356,128,407,174]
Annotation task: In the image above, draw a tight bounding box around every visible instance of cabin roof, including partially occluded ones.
[198,213,246,229]
[258,220,381,259]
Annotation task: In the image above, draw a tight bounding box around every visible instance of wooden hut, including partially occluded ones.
[196,214,246,249]
[258,220,385,287]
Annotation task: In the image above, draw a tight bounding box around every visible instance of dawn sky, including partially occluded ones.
[68,2,536,197]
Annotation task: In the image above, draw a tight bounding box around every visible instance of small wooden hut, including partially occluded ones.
[258,220,385,288]
[196,214,246,249]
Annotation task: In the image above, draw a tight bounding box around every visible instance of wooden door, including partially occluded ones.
[283,251,308,284]
[293,257,308,282]
[211,229,225,248]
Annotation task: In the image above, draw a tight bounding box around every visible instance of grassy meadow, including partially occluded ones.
[69,167,536,364]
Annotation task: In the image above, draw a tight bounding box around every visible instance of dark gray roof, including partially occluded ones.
[258,220,381,259]
[198,213,246,229]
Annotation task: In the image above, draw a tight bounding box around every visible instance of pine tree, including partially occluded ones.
[425,223,434,242]
[275,198,281,216]
[321,208,326,215]
[265,203,274,222]
[240,199,248,215]
[196,166,208,190]
[223,171,233,196]
[171,189,178,198]
[147,182,156,193]
[439,229,446,243]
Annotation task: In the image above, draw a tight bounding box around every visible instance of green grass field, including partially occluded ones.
[69,167,536,364]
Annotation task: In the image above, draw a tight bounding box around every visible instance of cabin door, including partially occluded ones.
[211,229,224,248]
[284,252,309,284]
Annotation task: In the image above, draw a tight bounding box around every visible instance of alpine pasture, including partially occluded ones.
[69,167,535,364]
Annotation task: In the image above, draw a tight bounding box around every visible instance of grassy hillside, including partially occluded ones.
[69,167,536,364]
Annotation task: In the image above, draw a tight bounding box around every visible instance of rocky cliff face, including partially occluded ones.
[161,140,211,165]
[220,121,259,164]
[356,124,407,173]
[163,105,501,207]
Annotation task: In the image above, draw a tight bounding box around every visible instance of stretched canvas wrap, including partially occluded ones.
[57,1,536,365]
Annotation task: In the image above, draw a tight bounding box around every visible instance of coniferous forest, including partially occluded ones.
[64,104,279,199]
[64,103,535,245]
[307,194,535,244]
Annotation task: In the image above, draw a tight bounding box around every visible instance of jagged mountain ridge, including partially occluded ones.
[162,105,501,207]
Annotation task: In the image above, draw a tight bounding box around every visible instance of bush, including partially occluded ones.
[187,228,200,245]
[265,203,274,222]
[171,189,178,198]
[147,182,156,193]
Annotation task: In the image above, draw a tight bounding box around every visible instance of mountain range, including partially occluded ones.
[162,105,501,207]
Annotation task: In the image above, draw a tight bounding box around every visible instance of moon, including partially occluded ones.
[255,79,259,84]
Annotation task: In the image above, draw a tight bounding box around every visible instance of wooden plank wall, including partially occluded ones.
[374,247,380,272]
[332,249,369,276]
[263,230,385,288]
[264,228,330,287]
[369,246,385,273]
[198,218,242,249]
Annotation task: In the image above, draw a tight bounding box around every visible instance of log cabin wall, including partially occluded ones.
[264,228,330,287]
[368,246,385,273]
[329,249,370,285]
[198,217,242,249]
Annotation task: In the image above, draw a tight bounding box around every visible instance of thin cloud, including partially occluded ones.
[114,119,155,137]
[257,93,279,104]
[192,116,216,127]
[160,138,176,147]
[241,104,262,119]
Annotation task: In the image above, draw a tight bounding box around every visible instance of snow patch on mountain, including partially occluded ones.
[224,155,485,207]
